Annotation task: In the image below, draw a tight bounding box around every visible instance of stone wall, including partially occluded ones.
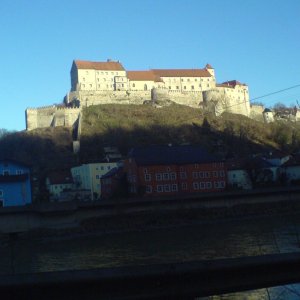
[250,105,264,122]
[202,89,250,117]
[26,106,80,131]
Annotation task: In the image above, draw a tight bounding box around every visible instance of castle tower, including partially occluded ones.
[205,64,215,78]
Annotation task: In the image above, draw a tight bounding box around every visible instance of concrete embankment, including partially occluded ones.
[1,187,300,234]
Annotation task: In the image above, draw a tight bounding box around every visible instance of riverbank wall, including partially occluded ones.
[1,187,300,235]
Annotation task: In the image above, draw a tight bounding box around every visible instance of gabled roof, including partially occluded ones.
[151,69,212,78]
[127,71,163,82]
[101,167,123,179]
[73,60,125,71]
[128,145,221,166]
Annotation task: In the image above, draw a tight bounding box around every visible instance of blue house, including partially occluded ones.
[0,160,32,207]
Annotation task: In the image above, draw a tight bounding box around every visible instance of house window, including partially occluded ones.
[0,190,3,197]
[107,166,111,170]
[16,170,23,175]
[3,171,9,176]
[146,185,152,193]
[205,172,211,178]
[181,183,187,190]
[96,175,100,179]
[214,181,219,188]
[164,184,171,192]
[199,172,204,178]
[163,173,170,180]
[200,182,206,189]
[206,182,212,189]
[171,184,178,191]
[219,170,225,177]
[213,171,218,177]
[180,172,187,179]
[220,181,225,188]
[194,164,199,169]
[145,174,151,181]
[157,185,163,193]
[192,172,198,179]
[193,182,199,190]
[156,173,162,181]
[166,167,171,171]
[143,168,148,174]
[170,173,176,180]
[101,166,104,170]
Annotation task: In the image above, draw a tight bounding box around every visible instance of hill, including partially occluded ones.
[1,103,300,197]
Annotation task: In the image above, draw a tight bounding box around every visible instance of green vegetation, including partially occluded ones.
[0,103,300,198]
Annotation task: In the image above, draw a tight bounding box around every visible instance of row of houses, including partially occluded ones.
[1,146,300,207]
[46,146,300,202]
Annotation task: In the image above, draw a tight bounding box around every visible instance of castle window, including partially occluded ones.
[111,72,114,75]
[86,71,89,74]
[176,86,179,90]
[184,86,186,90]
[181,79,184,82]
[146,185,152,193]
[89,84,92,88]
[169,86,171,90]
[105,72,108,75]
[132,83,135,87]
[0,190,3,197]
[187,79,190,82]
[83,78,85,81]
[82,84,85,88]
[98,84,101,88]
[97,78,99,82]
[191,85,194,90]
[207,84,210,88]
[195,78,198,81]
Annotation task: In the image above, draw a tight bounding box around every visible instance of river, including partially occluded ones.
[2,212,300,298]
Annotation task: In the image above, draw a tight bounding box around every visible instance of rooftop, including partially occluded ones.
[128,145,221,165]
[74,60,125,71]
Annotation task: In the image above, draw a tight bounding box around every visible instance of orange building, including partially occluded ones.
[124,145,226,196]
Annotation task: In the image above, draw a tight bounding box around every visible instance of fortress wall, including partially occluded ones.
[203,89,250,117]
[250,105,264,121]
[155,89,203,108]
[26,106,80,131]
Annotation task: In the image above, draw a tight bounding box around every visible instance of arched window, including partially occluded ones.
[144,84,147,91]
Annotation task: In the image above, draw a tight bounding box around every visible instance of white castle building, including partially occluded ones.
[26,59,251,131]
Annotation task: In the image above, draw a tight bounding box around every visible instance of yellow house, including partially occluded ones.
[71,162,121,199]
[70,59,127,92]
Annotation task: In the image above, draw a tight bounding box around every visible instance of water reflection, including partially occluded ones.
[0,213,297,275]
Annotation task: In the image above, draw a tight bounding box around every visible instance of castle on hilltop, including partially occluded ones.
[26,59,252,131]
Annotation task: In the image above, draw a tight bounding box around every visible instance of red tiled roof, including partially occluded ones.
[74,60,125,71]
[151,69,211,78]
[127,71,163,82]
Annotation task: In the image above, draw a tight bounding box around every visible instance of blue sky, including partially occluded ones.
[1,0,300,131]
